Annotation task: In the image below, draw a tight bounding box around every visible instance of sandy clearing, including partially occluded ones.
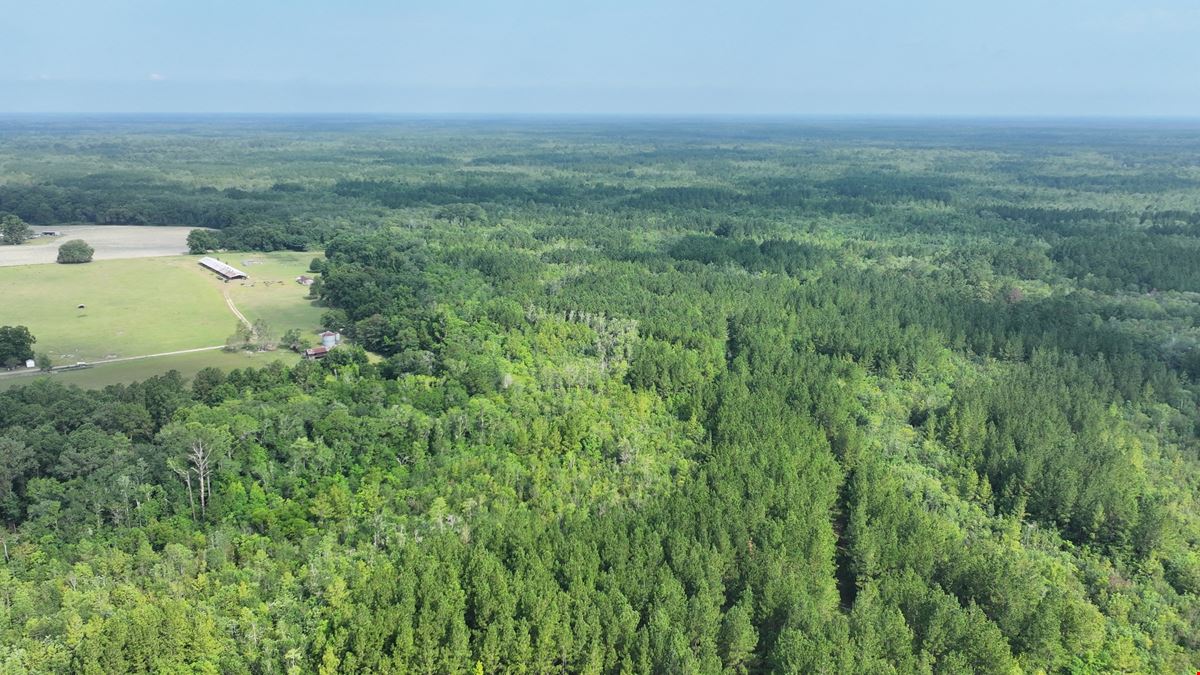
[0,225,195,266]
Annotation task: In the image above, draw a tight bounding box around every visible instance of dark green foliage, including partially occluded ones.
[434,202,487,223]
[0,213,31,245]
[0,118,1198,673]
[0,325,36,369]
[55,239,94,263]
[185,228,221,254]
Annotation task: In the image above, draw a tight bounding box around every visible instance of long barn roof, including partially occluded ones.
[199,256,247,279]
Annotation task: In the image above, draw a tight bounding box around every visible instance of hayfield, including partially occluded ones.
[224,251,325,334]
[0,349,300,391]
[0,251,325,386]
[0,257,232,362]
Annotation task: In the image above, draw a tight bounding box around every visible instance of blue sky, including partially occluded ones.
[2,0,1198,114]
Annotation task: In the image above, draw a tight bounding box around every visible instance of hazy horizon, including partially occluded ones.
[5,0,1200,115]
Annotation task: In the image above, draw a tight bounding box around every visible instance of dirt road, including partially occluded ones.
[0,345,225,380]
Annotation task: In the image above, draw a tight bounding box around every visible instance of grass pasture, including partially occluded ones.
[0,251,324,387]
[1,257,232,363]
[225,252,325,335]
[0,348,301,390]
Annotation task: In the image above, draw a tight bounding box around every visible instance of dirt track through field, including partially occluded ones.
[1,286,259,382]
[223,288,255,336]
[0,345,224,380]
[84,345,225,365]
[0,265,257,382]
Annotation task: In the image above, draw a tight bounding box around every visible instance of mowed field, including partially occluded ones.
[0,225,195,266]
[1,257,232,362]
[15,349,303,390]
[0,250,324,389]
[225,252,326,332]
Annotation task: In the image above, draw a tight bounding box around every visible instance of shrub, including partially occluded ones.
[57,239,94,264]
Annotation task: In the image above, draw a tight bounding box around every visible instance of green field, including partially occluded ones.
[0,251,324,387]
[0,348,301,390]
[224,251,325,333]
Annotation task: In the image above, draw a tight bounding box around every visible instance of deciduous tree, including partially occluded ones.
[56,239,94,263]
[0,214,31,245]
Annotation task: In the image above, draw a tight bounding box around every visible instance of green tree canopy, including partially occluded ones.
[0,214,31,245]
[187,228,221,254]
[0,325,35,369]
[56,239,94,264]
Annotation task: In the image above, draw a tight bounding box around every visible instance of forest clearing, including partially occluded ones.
[0,251,322,387]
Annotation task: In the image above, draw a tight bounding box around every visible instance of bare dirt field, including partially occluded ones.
[0,225,194,266]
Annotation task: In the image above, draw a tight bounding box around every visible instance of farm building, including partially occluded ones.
[303,346,329,360]
[40,230,63,237]
[199,256,248,280]
[296,275,315,286]
[319,330,341,348]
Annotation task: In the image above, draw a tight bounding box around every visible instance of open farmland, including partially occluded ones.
[225,251,325,331]
[0,251,324,387]
[0,225,194,266]
[0,348,300,391]
[0,256,231,362]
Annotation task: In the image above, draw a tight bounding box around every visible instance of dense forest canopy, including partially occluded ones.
[0,117,1199,673]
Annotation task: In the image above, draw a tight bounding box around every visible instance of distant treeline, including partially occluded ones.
[1,119,1200,672]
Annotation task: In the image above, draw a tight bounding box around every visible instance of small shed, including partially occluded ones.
[303,346,329,360]
[25,359,36,369]
[319,331,341,348]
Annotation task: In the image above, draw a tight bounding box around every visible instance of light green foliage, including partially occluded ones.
[0,119,1196,673]
[280,328,310,352]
